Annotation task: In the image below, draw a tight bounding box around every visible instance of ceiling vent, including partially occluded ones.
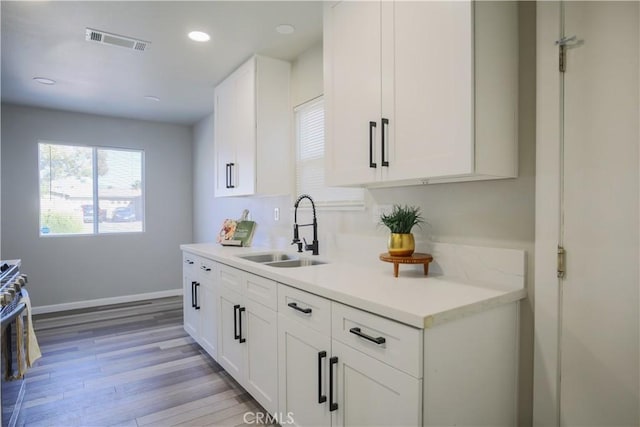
[85,28,150,52]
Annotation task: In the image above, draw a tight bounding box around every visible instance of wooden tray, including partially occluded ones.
[379,252,433,278]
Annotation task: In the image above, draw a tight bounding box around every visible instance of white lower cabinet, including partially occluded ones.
[182,253,198,339]
[217,264,279,415]
[183,253,218,358]
[278,284,333,426]
[217,284,244,379]
[277,284,422,427]
[183,251,517,427]
[332,340,422,427]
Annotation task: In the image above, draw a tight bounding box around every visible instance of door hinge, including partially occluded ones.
[555,36,580,73]
[559,43,567,73]
[557,246,566,278]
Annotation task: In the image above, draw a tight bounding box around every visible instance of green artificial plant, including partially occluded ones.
[379,204,424,234]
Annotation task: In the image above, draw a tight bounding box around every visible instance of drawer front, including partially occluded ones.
[278,284,331,335]
[183,252,197,273]
[218,263,243,294]
[244,272,277,310]
[198,258,216,281]
[331,302,423,378]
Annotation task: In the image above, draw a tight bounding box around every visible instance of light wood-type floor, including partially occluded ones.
[18,297,272,427]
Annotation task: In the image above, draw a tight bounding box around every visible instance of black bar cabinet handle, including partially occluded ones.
[225,163,229,188]
[349,327,386,345]
[329,356,338,411]
[369,121,377,168]
[238,306,246,343]
[191,281,196,308]
[288,302,312,314]
[194,282,200,310]
[233,304,240,340]
[228,163,235,188]
[318,351,327,404]
[381,118,389,167]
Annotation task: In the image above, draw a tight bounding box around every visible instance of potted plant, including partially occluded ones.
[379,204,424,257]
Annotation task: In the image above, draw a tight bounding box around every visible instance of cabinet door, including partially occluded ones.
[214,77,237,197]
[231,58,256,196]
[217,285,245,382]
[183,273,199,340]
[182,253,198,340]
[331,340,422,427]
[388,0,474,181]
[278,314,332,427]
[214,58,256,197]
[324,0,382,186]
[198,261,218,359]
[245,300,278,414]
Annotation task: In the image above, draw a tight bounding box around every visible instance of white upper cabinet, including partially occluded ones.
[324,1,518,187]
[214,55,291,197]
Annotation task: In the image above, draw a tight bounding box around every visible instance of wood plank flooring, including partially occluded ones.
[18,297,271,427]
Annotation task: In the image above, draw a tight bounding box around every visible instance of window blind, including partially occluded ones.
[295,97,364,207]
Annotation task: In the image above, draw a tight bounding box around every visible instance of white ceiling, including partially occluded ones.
[1,1,323,125]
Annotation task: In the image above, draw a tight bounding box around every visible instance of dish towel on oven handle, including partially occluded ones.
[22,294,41,367]
[15,313,26,378]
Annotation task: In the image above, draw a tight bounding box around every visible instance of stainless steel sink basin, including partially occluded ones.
[265,259,327,268]
[237,253,299,263]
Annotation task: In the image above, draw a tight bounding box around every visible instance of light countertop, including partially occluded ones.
[181,242,526,329]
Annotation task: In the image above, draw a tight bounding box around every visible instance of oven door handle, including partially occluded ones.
[1,302,26,331]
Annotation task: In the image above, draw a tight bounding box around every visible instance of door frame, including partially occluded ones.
[533,1,562,425]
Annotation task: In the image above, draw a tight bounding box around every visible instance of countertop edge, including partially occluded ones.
[424,288,527,329]
[181,244,527,330]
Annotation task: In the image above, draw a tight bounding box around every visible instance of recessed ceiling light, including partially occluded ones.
[144,95,160,102]
[33,77,56,85]
[188,31,210,42]
[276,24,295,35]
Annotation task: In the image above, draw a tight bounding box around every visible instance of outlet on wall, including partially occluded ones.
[372,204,393,224]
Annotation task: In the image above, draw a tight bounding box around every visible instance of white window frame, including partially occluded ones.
[294,96,364,210]
[38,141,145,236]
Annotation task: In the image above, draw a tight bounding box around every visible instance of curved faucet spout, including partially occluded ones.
[294,194,317,222]
[292,194,319,255]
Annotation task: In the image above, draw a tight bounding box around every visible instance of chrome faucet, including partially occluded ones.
[292,194,319,256]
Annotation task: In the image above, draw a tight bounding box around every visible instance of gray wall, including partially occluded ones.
[1,104,193,307]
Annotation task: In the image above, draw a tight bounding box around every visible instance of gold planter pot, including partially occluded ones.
[387,233,415,257]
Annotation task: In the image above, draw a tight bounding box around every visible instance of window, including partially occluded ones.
[295,97,364,207]
[39,143,144,236]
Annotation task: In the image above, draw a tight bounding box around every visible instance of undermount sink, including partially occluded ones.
[265,259,327,268]
[236,252,326,268]
[238,253,298,263]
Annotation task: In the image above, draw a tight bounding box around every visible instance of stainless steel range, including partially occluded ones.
[0,260,29,427]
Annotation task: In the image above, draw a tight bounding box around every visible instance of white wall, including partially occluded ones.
[193,4,535,423]
[1,104,193,307]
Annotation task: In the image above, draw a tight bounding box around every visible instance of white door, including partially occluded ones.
[560,2,639,425]
[217,285,244,382]
[278,314,332,427]
[324,0,382,186]
[214,77,236,197]
[244,300,278,414]
[331,340,422,427]
[183,273,198,340]
[198,262,218,358]
[534,2,640,425]
[230,58,256,196]
[183,255,198,340]
[389,0,473,181]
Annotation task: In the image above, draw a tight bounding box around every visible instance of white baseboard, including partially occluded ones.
[31,288,182,315]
